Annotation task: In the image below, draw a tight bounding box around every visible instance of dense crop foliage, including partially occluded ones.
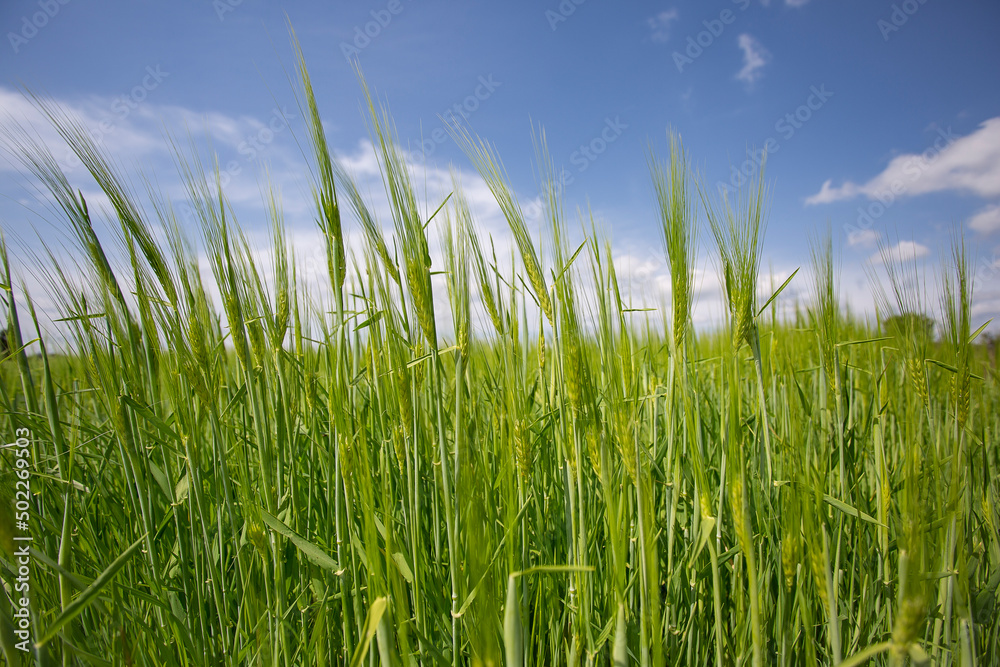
[1,51,998,666]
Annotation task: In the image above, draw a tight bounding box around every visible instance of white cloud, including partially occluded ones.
[0,88,168,175]
[805,179,859,205]
[647,9,679,43]
[4,87,998,340]
[736,34,770,85]
[870,240,930,265]
[847,228,879,248]
[0,84,522,342]
[806,117,1000,205]
[0,84,312,212]
[969,204,1000,234]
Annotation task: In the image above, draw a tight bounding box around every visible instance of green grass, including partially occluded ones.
[0,46,998,666]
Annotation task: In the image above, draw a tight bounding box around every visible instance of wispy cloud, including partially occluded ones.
[736,34,770,85]
[847,228,879,248]
[806,117,1000,205]
[870,240,930,265]
[646,9,679,43]
[785,0,811,7]
[970,203,1000,234]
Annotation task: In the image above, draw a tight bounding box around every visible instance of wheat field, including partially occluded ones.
[0,47,998,666]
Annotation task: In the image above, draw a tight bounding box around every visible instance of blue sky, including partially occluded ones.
[2,0,999,335]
